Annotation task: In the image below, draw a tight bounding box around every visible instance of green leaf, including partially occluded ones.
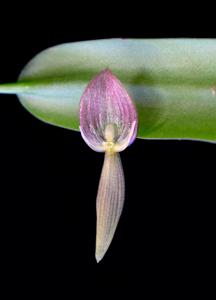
[1,38,216,142]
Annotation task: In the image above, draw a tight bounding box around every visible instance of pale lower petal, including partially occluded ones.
[80,126,105,152]
[95,152,125,262]
[114,120,137,152]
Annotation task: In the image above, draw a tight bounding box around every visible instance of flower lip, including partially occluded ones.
[80,69,138,152]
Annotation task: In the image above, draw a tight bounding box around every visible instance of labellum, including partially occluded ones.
[79,69,138,262]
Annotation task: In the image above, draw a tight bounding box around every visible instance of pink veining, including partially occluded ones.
[79,69,138,151]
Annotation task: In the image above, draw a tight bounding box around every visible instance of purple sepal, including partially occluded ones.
[80,69,138,152]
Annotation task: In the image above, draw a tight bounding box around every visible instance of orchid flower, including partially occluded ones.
[80,69,138,262]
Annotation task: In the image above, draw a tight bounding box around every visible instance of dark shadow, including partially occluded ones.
[127,71,167,137]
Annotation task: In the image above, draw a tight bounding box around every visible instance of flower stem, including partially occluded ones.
[0,82,30,94]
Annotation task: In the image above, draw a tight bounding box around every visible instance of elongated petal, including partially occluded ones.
[80,69,138,151]
[95,152,125,262]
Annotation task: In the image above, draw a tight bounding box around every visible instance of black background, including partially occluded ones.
[0,3,215,296]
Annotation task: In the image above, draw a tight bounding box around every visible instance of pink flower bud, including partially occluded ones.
[80,69,137,152]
